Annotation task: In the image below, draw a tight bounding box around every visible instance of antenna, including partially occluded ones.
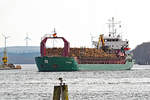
[24,33,31,47]
[90,33,96,48]
[54,28,56,34]
[90,33,94,48]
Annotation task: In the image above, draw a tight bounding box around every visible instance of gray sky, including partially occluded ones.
[0,0,150,49]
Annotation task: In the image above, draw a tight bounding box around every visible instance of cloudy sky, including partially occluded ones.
[0,0,150,49]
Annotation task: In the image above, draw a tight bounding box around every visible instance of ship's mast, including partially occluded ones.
[52,28,57,47]
[54,28,56,34]
[107,17,121,37]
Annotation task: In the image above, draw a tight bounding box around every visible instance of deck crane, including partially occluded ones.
[97,34,105,48]
[97,34,110,52]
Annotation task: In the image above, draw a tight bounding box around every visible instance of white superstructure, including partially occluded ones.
[92,17,129,50]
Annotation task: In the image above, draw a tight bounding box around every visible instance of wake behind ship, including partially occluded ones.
[35,18,134,72]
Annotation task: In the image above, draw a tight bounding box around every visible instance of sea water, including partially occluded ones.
[1,64,150,100]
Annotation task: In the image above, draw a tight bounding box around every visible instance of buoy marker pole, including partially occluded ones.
[53,78,69,100]
[59,78,63,100]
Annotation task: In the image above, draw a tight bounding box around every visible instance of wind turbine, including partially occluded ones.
[24,33,31,47]
[2,34,10,65]
[2,34,10,50]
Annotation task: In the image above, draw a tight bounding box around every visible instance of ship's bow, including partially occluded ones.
[35,56,79,72]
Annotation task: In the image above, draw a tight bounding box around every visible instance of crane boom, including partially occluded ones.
[100,34,105,47]
[97,34,105,49]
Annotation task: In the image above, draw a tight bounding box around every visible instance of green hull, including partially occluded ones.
[35,56,134,72]
[35,56,79,71]
[78,61,133,71]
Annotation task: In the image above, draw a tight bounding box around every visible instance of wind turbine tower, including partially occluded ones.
[24,33,31,47]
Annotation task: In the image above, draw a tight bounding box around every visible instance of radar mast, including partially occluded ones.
[107,17,121,37]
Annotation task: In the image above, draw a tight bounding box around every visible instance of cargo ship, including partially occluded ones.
[35,18,134,72]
